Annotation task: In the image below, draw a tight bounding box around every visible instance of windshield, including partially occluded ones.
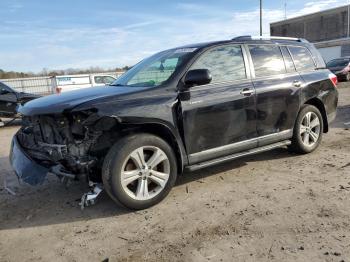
[327,59,349,68]
[111,48,195,87]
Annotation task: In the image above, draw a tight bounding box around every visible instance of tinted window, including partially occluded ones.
[327,59,350,68]
[281,46,296,72]
[288,46,315,71]
[190,45,246,84]
[249,45,286,77]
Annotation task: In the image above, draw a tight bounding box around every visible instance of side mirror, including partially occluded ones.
[184,69,212,88]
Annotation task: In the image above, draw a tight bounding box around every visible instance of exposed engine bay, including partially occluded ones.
[16,111,120,184]
[13,111,126,208]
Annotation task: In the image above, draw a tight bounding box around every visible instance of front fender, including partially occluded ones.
[72,93,189,170]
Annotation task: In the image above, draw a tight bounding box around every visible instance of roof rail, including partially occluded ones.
[232,35,309,43]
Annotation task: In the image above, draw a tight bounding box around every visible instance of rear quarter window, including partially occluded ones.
[288,46,316,71]
[281,46,296,73]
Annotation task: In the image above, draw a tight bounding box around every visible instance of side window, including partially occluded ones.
[288,46,316,71]
[249,45,286,77]
[94,76,104,84]
[103,76,116,84]
[190,45,246,84]
[281,46,296,72]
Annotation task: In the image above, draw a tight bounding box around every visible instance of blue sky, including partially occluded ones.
[0,0,349,72]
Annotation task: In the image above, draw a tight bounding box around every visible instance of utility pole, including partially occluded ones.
[284,2,287,20]
[260,0,263,36]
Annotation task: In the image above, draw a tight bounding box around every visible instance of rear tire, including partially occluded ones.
[289,105,323,154]
[102,133,177,210]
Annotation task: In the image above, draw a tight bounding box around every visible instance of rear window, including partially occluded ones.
[288,46,316,71]
[249,45,286,77]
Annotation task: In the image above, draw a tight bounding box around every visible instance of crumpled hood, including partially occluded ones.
[18,86,147,116]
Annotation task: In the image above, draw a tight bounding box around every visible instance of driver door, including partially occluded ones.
[179,44,257,164]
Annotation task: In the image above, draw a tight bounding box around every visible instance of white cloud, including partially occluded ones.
[9,2,23,12]
[1,0,350,72]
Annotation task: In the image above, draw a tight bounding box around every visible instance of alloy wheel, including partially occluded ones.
[299,112,321,147]
[120,146,170,200]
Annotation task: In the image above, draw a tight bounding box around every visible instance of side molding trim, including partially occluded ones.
[186,140,291,172]
[188,130,293,164]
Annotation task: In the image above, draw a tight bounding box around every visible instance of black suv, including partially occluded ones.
[10,36,338,210]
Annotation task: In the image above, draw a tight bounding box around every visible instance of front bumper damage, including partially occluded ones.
[10,136,49,185]
[9,113,119,207]
[10,134,104,208]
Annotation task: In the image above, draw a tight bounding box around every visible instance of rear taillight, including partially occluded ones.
[329,73,338,88]
[56,87,62,94]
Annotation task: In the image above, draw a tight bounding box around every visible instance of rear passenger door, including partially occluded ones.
[180,44,257,164]
[247,44,303,146]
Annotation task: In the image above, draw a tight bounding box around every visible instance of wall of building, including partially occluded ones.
[270,6,349,42]
[270,6,350,62]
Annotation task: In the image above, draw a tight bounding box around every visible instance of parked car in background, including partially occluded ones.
[326,57,350,81]
[52,74,117,93]
[0,82,39,125]
[10,36,338,210]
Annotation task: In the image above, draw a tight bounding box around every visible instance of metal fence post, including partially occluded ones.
[21,79,25,93]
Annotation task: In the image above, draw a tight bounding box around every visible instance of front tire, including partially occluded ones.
[289,105,323,154]
[102,133,177,210]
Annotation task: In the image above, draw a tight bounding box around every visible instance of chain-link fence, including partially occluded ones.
[0,72,124,96]
[1,77,54,95]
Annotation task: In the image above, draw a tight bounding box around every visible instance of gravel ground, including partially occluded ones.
[0,84,349,262]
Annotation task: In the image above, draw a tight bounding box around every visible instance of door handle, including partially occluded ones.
[240,88,254,96]
[293,80,302,87]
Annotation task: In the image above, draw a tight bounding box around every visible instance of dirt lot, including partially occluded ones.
[0,84,349,262]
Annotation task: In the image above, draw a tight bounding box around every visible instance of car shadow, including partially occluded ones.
[0,147,295,231]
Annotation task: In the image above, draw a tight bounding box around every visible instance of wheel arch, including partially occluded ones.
[304,97,328,133]
[116,122,187,173]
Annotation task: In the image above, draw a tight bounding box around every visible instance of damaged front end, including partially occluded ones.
[10,110,119,186]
